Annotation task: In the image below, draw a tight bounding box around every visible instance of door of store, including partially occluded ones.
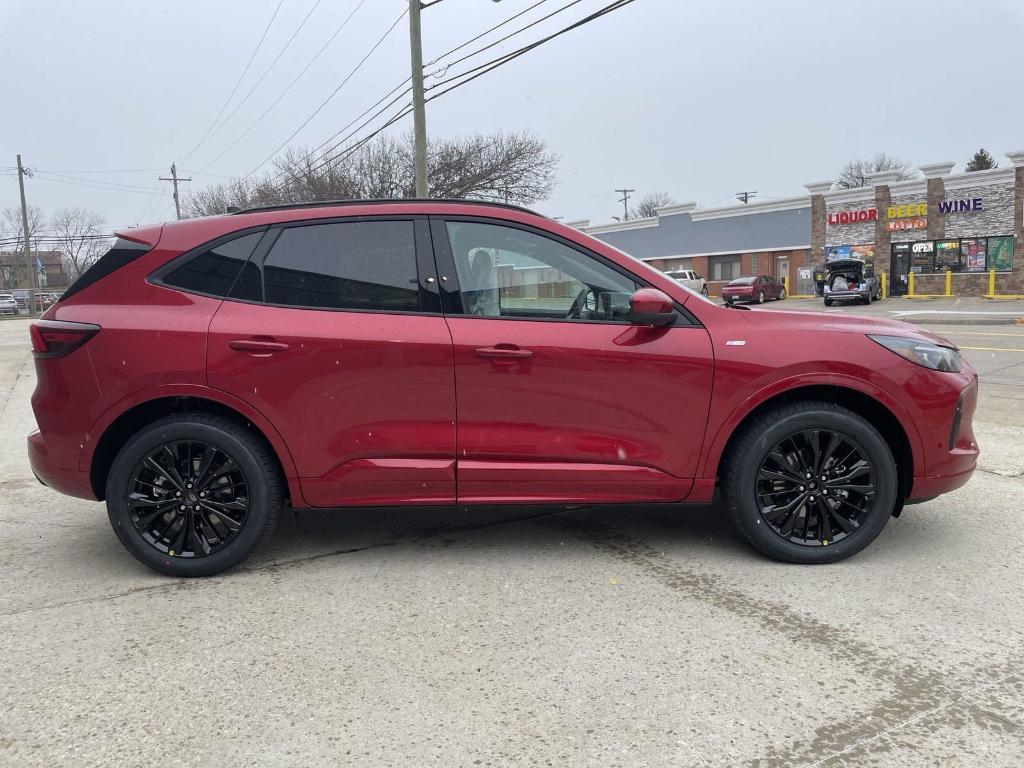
[777,258,788,289]
[890,244,911,296]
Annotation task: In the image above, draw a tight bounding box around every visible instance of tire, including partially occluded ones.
[778,289,787,301]
[757,291,765,304]
[823,298,833,307]
[701,285,709,297]
[105,413,282,577]
[721,400,897,564]
[864,292,873,305]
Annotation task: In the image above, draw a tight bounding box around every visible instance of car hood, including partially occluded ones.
[735,309,956,347]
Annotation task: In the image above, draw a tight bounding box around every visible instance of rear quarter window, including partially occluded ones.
[60,238,152,302]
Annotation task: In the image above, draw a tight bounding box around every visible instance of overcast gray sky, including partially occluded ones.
[2,0,1023,231]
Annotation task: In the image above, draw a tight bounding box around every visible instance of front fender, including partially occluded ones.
[698,371,925,481]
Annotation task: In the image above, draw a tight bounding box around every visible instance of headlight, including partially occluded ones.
[869,335,962,372]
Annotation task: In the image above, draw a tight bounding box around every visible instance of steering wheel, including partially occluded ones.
[566,287,592,319]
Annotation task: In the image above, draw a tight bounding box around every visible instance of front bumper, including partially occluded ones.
[27,430,97,500]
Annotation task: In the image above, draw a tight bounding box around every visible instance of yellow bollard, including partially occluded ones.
[945,269,952,297]
[784,274,789,295]
[881,272,887,299]
[908,271,915,297]
[989,268,996,296]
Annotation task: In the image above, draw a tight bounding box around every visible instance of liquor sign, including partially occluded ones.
[828,208,877,225]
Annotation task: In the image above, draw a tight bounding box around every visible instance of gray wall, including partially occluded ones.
[588,206,811,259]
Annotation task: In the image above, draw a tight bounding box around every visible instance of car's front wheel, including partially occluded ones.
[778,289,787,300]
[701,285,709,297]
[721,401,897,564]
[106,413,282,577]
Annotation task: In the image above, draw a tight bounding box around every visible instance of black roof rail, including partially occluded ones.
[228,197,544,217]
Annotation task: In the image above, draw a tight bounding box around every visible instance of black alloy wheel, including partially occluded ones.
[106,413,281,577]
[755,429,875,547]
[127,440,249,558]
[722,401,897,564]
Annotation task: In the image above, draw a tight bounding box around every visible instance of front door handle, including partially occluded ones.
[228,338,290,355]
[474,345,532,360]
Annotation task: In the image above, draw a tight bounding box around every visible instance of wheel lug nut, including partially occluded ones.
[805,472,812,478]
[809,496,815,502]
[799,485,805,491]
[821,475,827,481]
[175,491,181,497]
[186,483,193,489]
[179,505,185,510]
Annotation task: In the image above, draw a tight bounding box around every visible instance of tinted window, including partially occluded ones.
[61,237,150,302]
[728,277,756,285]
[445,221,637,322]
[263,221,419,311]
[162,231,264,299]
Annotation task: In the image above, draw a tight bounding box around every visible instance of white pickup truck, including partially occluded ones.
[665,269,709,296]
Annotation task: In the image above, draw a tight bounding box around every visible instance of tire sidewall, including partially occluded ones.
[106,418,274,577]
[758,291,765,304]
[729,407,897,563]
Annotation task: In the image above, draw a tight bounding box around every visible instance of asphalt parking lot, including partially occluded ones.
[1,312,1022,767]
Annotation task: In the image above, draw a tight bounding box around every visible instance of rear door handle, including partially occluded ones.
[474,345,532,360]
[228,338,290,354]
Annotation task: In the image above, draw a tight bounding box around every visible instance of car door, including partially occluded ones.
[207,217,457,507]
[431,217,715,504]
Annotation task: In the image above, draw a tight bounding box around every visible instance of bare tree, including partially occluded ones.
[835,153,914,189]
[184,131,559,217]
[629,192,675,219]
[50,208,110,282]
[1,206,46,289]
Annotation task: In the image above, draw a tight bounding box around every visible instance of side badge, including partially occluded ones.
[725,340,746,346]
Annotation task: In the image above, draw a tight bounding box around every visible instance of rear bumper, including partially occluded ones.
[825,290,869,302]
[27,430,97,500]
[910,466,976,499]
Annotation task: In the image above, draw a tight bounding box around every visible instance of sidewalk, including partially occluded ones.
[757,295,1024,325]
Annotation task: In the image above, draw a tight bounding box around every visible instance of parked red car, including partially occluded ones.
[721,274,786,304]
[28,200,978,576]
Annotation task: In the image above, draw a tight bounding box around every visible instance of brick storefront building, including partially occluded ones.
[574,150,1024,297]
[0,250,69,292]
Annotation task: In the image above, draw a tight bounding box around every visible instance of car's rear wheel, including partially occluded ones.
[106,413,281,577]
[824,298,833,307]
[757,291,765,304]
[721,401,897,564]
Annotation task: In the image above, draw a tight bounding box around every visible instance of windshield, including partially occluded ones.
[728,277,757,285]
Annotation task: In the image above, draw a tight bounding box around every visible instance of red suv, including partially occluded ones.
[28,200,979,576]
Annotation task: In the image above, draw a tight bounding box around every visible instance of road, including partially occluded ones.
[1,316,1022,767]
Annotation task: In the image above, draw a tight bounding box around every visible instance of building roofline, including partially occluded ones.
[689,195,809,220]
[636,244,810,261]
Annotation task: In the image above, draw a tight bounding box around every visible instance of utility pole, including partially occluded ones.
[408,0,428,197]
[615,188,635,220]
[159,163,191,220]
[735,190,757,204]
[16,155,37,315]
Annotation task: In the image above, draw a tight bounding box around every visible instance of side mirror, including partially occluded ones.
[629,288,676,327]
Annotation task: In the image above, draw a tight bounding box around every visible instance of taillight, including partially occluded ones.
[30,320,100,359]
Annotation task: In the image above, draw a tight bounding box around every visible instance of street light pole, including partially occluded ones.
[408,0,428,197]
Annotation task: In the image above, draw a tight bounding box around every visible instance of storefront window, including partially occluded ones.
[961,239,987,272]
[911,242,935,273]
[935,240,961,272]
[987,236,1014,271]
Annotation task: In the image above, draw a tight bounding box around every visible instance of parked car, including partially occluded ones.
[0,294,18,315]
[823,258,882,306]
[721,275,786,304]
[665,269,708,296]
[29,200,978,576]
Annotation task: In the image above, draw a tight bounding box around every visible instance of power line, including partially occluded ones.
[197,0,372,175]
[425,0,548,67]
[424,0,638,103]
[190,0,327,164]
[236,6,408,177]
[276,0,636,184]
[428,0,584,77]
[177,0,286,164]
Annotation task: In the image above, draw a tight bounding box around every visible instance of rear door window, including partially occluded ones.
[262,220,420,312]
